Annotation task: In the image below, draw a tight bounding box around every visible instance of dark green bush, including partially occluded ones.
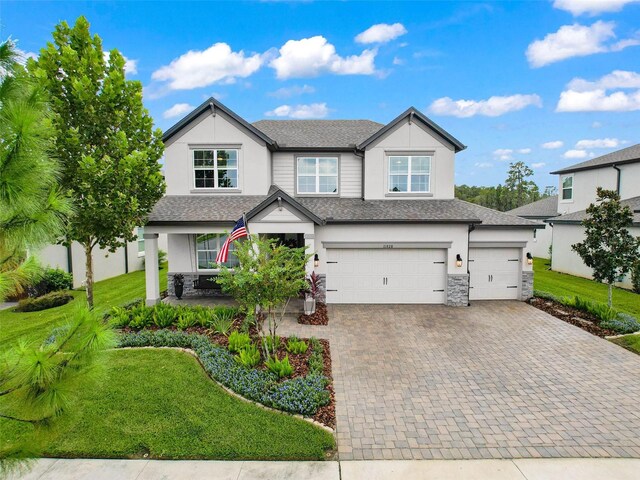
[631,260,640,294]
[235,344,261,368]
[265,355,293,378]
[228,331,251,353]
[15,291,73,312]
[600,313,640,334]
[286,336,308,354]
[28,268,73,297]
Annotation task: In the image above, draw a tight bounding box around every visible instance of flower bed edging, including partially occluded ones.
[117,330,331,425]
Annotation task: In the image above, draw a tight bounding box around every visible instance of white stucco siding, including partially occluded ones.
[168,233,198,272]
[551,224,638,289]
[558,168,616,215]
[619,162,640,201]
[531,225,552,259]
[163,110,271,196]
[363,119,455,200]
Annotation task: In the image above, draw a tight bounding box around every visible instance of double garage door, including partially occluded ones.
[325,247,522,304]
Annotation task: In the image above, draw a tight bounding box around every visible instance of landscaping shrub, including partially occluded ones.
[600,313,640,335]
[210,313,233,336]
[15,291,74,312]
[262,335,281,353]
[228,331,251,353]
[536,291,624,323]
[110,306,131,328]
[117,330,330,416]
[28,267,74,297]
[534,290,561,302]
[153,303,176,328]
[176,309,197,330]
[235,344,261,368]
[632,260,640,294]
[286,336,308,354]
[129,304,154,329]
[308,338,324,375]
[265,355,294,378]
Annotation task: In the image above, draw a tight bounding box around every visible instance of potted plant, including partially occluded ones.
[173,274,185,300]
[304,272,320,315]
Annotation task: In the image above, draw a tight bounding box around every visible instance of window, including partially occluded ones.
[193,149,238,189]
[561,175,573,200]
[388,155,431,193]
[137,227,145,256]
[196,234,239,269]
[297,157,338,194]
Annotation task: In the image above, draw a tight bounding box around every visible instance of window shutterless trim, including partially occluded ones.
[192,148,239,190]
[387,155,432,193]
[560,174,573,202]
[295,155,340,196]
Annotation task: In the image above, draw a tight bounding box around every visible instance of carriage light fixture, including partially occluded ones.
[526,252,533,265]
[456,254,463,268]
[314,253,319,268]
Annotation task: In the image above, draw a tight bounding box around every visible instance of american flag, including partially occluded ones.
[216,217,248,264]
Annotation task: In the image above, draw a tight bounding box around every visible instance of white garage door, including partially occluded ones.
[326,248,447,304]
[469,248,520,300]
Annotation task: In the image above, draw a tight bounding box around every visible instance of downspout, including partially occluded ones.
[467,223,475,307]
[353,148,365,200]
[124,241,129,274]
[66,244,73,275]
[612,164,621,195]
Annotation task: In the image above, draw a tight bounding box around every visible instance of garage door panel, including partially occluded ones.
[469,248,520,300]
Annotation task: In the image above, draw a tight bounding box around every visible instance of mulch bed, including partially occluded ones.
[298,302,329,325]
[528,296,617,337]
[313,339,335,429]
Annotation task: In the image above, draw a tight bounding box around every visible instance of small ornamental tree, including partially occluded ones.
[572,188,640,307]
[216,236,310,359]
[30,17,165,308]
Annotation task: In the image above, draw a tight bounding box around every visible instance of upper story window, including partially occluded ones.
[196,233,239,270]
[297,157,338,194]
[388,155,431,193]
[193,149,238,189]
[561,175,573,201]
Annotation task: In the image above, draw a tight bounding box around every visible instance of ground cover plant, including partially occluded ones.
[610,334,640,355]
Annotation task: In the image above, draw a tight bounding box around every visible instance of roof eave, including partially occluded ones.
[550,157,640,175]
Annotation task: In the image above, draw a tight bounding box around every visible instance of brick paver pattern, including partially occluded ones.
[280,302,640,460]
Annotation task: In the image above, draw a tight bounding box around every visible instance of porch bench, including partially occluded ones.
[193,275,222,291]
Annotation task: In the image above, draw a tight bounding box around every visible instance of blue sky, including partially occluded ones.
[3,0,640,190]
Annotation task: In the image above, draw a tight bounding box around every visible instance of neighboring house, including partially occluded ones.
[36,230,168,289]
[507,195,558,259]
[548,144,640,288]
[143,99,541,307]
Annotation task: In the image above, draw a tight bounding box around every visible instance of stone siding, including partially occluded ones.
[521,271,534,300]
[446,274,469,307]
[167,272,225,298]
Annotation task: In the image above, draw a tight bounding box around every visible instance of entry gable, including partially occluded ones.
[246,187,323,225]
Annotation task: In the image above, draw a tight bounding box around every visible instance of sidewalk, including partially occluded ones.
[10,458,640,480]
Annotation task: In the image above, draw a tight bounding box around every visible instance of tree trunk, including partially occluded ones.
[608,282,613,308]
[84,242,95,309]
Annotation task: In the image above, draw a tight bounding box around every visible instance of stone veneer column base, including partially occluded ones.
[167,272,226,297]
[521,271,534,300]
[447,274,469,307]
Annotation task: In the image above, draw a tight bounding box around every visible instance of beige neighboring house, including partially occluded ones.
[143,99,542,307]
[36,230,168,289]
[507,195,558,259]
[548,143,640,288]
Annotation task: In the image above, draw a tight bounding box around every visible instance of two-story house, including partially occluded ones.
[142,99,541,306]
[547,144,640,287]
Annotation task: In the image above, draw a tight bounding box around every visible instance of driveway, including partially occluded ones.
[280,302,640,460]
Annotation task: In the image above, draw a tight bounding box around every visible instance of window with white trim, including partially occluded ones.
[388,155,431,193]
[561,175,573,200]
[193,149,238,189]
[137,227,145,256]
[297,157,338,194]
[196,234,239,270]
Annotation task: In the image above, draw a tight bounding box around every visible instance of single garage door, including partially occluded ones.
[326,248,447,304]
[469,247,520,300]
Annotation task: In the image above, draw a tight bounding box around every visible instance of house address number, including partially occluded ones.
[382,244,394,249]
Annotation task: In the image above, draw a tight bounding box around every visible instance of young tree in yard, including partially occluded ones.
[572,188,640,307]
[0,40,72,301]
[0,308,115,474]
[504,161,539,210]
[216,236,310,359]
[30,17,165,308]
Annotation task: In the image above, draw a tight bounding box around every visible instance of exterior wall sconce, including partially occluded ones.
[314,253,319,268]
[456,254,463,268]
[526,252,533,265]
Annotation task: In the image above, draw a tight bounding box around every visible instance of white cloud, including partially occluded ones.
[163,103,195,119]
[355,23,407,44]
[493,149,514,161]
[553,0,640,16]
[475,162,493,168]
[531,162,546,169]
[392,56,405,65]
[103,51,138,74]
[575,138,621,149]
[518,148,532,154]
[16,49,38,65]
[265,103,329,119]
[268,84,315,98]
[563,149,589,159]
[526,21,639,68]
[429,94,542,117]
[152,43,263,90]
[270,36,376,79]
[592,121,602,128]
[542,140,564,149]
[557,70,640,112]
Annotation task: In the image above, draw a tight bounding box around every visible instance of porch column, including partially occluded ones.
[304,233,315,273]
[144,233,160,306]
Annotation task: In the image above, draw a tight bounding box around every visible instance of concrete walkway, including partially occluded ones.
[11,458,640,479]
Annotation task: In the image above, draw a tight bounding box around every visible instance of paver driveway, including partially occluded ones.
[281,301,640,460]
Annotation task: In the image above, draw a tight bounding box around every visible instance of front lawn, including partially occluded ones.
[533,257,640,317]
[611,334,640,355]
[0,349,334,459]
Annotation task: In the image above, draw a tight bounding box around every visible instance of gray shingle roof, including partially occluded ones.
[251,120,384,148]
[549,196,640,226]
[507,195,559,219]
[148,189,543,228]
[550,143,640,174]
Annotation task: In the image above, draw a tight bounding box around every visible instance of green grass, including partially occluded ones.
[533,257,640,317]
[610,334,640,355]
[0,349,334,459]
[0,266,168,351]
